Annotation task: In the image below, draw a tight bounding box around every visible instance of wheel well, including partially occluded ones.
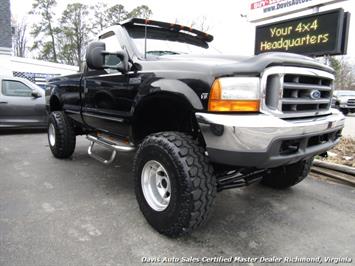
[132,94,199,144]
[49,96,62,112]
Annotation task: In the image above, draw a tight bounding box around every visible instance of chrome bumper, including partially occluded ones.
[339,103,355,109]
[196,109,345,168]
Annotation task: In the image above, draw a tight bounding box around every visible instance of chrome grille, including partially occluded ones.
[348,99,355,107]
[261,66,334,119]
[282,74,332,113]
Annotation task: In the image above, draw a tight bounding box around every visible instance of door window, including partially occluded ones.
[2,80,32,97]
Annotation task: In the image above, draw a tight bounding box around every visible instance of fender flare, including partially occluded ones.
[148,79,204,110]
[48,94,62,112]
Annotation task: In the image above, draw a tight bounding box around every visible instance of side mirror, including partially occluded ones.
[31,91,41,98]
[86,41,129,73]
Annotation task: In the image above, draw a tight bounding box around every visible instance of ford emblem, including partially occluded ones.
[310,90,321,100]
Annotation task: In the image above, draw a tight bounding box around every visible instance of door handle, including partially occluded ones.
[0,101,8,104]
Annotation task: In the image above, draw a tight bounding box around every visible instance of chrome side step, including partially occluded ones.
[87,134,135,165]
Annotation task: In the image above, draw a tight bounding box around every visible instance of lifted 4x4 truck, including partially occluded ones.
[46,18,345,237]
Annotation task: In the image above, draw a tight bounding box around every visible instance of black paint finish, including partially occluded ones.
[48,23,334,142]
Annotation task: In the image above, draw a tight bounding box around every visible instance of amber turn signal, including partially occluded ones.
[208,99,260,112]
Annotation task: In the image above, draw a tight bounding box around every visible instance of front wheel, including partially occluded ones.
[340,109,349,115]
[261,158,313,189]
[48,111,76,158]
[133,132,216,237]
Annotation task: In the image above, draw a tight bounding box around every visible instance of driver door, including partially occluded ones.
[82,31,137,138]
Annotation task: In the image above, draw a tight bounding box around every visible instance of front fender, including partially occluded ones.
[149,79,204,110]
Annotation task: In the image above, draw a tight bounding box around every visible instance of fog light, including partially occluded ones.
[210,124,224,136]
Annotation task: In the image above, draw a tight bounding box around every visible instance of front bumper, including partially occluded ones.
[339,104,355,109]
[196,109,345,168]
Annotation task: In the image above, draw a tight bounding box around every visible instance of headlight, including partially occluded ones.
[208,77,260,112]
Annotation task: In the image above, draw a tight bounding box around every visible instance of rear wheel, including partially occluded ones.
[48,111,76,158]
[261,158,313,189]
[133,132,216,237]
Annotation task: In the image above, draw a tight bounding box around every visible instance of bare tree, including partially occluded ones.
[90,2,109,34]
[174,16,211,32]
[128,5,152,19]
[60,3,90,68]
[330,56,355,91]
[190,16,210,32]
[26,2,154,65]
[30,0,59,62]
[12,19,27,57]
[106,4,128,25]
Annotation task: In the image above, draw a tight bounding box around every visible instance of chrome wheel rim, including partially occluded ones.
[141,160,171,212]
[48,123,56,146]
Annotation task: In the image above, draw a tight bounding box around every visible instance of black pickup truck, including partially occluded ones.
[46,18,345,237]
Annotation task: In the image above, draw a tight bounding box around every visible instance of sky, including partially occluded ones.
[9,0,355,60]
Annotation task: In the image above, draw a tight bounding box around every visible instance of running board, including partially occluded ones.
[87,134,135,165]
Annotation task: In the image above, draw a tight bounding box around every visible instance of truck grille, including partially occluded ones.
[262,67,334,119]
[348,99,355,107]
[282,74,332,113]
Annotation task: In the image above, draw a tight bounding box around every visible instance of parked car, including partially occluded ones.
[332,90,355,115]
[46,18,344,237]
[0,76,47,128]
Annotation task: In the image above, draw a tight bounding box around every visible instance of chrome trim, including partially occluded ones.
[340,105,355,109]
[196,109,345,153]
[87,135,135,152]
[260,66,334,119]
[88,141,117,165]
[86,134,135,164]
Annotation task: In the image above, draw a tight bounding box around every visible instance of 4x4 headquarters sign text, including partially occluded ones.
[248,0,346,22]
[254,8,350,56]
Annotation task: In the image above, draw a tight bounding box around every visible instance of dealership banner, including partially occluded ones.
[254,8,350,56]
[248,0,346,22]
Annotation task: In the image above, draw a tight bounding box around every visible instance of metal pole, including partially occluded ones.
[312,5,320,13]
[144,22,147,59]
[324,54,331,66]
[312,5,331,66]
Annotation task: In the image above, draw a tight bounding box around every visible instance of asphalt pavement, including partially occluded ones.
[0,132,355,266]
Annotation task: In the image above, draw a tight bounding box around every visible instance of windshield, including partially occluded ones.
[131,38,220,57]
[335,91,355,97]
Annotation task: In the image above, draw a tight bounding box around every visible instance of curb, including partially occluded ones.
[311,167,355,187]
[313,159,355,176]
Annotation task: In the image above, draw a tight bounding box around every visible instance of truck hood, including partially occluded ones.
[336,96,355,102]
[144,52,334,77]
